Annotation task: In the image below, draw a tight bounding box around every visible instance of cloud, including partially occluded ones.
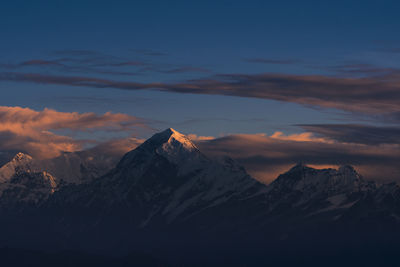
[0,106,397,185]
[270,131,332,143]
[0,49,211,77]
[84,136,144,158]
[0,72,148,89]
[1,71,399,117]
[195,133,400,183]
[244,58,302,64]
[0,131,82,160]
[166,73,400,115]
[0,106,147,159]
[99,61,148,67]
[299,124,400,145]
[0,106,146,132]
[0,49,151,76]
[1,60,142,77]
[187,134,215,141]
[161,66,211,74]
[325,63,399,77]
[20,60,64,67]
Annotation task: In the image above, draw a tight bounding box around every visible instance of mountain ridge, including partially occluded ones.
[47,128,266,228]
[0,128,399,264]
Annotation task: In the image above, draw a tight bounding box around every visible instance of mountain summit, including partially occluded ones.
[118,128,206,175]
[0,152,33,182]
[0,152,57,208]
[145,128,198,151]
[12,152,33,162]
[273,163,370,195]
[0,129,399,264]
[51,128,265,227]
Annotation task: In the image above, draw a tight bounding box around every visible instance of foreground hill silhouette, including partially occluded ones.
[0,128,399,266]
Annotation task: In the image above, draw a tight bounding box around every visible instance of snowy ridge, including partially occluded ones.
[36,151,117,184]
[269,163,374,196]
[0,152,33,183]
[0,152,60,207]
[52,128,266,226]
[0,150,117,186]
[41,129,400,227]
[119,128,207,176]
[0,168,57,207]
[265,163,379,217]
[0,128,399,239]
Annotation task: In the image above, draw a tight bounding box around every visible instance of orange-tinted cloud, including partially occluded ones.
[0,106,147,159]
[86,136,145,157]
[187,134,215,141]
[269,131,332,143]
[0,106,146,132]
[195,133,400,183]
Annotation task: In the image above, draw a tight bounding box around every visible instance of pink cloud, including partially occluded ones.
[0,106,147,158]
[195,133,400,183]
[187,134,215,141]
[269,131,333,143]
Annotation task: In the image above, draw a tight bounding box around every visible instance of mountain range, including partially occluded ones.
[0,128,399,266]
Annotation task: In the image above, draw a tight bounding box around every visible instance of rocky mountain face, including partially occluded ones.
[0,152,33,183]
[37,150,119,184]
[0,153,57,210]
[0,150,117,186]
[264,164,400,222]
[0,128,399,265]
[264,164,377,219]
[48,128,266,231]
[0,169,57,210]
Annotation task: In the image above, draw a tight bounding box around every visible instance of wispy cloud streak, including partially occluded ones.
[299,124,400,145]
[1,71,399,116]
[244,58,302,64]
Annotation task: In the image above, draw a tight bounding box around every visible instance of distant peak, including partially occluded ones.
[0,152,33,183]
[288,162,308,172]
[12,152,33,162]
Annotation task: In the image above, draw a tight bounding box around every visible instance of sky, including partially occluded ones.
[0,0,399,182]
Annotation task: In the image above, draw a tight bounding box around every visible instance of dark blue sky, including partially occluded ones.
[1,0,400,137]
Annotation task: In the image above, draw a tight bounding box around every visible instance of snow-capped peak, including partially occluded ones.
[269,164,371,196]
[157,128,206,166]
[150,128,198,152]
[157,128,200,162]
[118,128,206,170]
[12,152,33,162]
[0,152,33,183]
[150,128,206,172]
[168,128,197,147]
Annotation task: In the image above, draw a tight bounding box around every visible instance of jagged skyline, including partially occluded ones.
[1,2,400,265]
[1,2,399,183]
[0,127,399,266]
